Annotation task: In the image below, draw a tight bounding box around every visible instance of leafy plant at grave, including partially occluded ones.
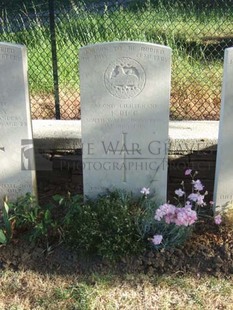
[0,193,60,245]
[61,191,152,260]
[59,177,219,260]
[11,193,60,244]
[0,197,13,244]
[57,193,100,255]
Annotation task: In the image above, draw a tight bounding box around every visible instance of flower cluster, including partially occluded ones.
[141,168,222,247]
[187,178,206,206]
[154,201,197,226]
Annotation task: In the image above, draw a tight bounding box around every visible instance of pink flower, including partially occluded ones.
[214,214,222,225]
[140,187,150,196]
[174,207,197,226]
[185,169,192,176]
[152,234,163,245]
[175,188,185,197]
[155,203,176,221]
[154,208,165,221]
[188,193,206,206]
[193,179,204,191]
[164,213,176,224]
[188,193,198,202]
[196,194,206,206]
[154,203,197,227]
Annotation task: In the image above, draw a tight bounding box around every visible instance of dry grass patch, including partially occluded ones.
[92,274,233,310]
[30,87,220,121]
[0,270,83,309]
[170,84,221,120]
[0,270,232,310]
[30,91,81,120]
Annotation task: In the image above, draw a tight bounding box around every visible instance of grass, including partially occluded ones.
[0,0,232,119]
[0,269,232,309]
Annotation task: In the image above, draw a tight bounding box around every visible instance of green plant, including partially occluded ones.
[53,192,100,252]
[59,185,206,260]
[0,193,60,245]
[14,194,59,244]
[61,191,152,260]
[0,197,13,244]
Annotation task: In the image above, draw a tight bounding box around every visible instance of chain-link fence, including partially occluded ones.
[0,0,233,120]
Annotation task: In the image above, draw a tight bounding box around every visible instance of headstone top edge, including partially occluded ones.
[0,41,26,50]
[80,41,171,51]
[224,47,233,59]
[225,47,233,52]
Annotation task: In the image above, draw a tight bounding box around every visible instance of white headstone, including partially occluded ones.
[0,42,37,206]
[214,47,233,223]
[80,41,171,200]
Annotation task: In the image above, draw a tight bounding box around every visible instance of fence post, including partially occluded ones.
[49,0,60,119]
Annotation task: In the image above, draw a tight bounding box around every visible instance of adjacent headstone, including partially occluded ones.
[80,41,171,200]
[214,47,233,223]
[0,42,37,206]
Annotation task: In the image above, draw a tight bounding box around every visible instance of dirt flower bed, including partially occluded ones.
[0,217,232,278]
[1,170,232,277]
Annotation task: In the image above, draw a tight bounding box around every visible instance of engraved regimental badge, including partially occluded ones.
[104,57,146,99]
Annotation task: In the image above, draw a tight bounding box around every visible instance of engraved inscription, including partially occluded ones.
[0,46,21,62]
[84,116,157,129]
[137,53,168,62]
[0,54,21,61]
[137,46,168,63]
[140,46,165,54]
[104,57,146,99]
[219,194,233,200]
[0,46,15,54]
[0,182,32,194]
[0,93,7,105]
[94,54,106,60]
[0,115,27,127]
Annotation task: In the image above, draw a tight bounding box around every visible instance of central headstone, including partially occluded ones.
[0,42,37,206]
[80,41,171,200]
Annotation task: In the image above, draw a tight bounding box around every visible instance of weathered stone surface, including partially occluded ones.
[79,41,171,200]
[0,42,36,205]
[214,47,233,223]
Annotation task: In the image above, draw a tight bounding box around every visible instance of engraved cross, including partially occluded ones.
[115,132,138,183]
[102,133,141,182]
